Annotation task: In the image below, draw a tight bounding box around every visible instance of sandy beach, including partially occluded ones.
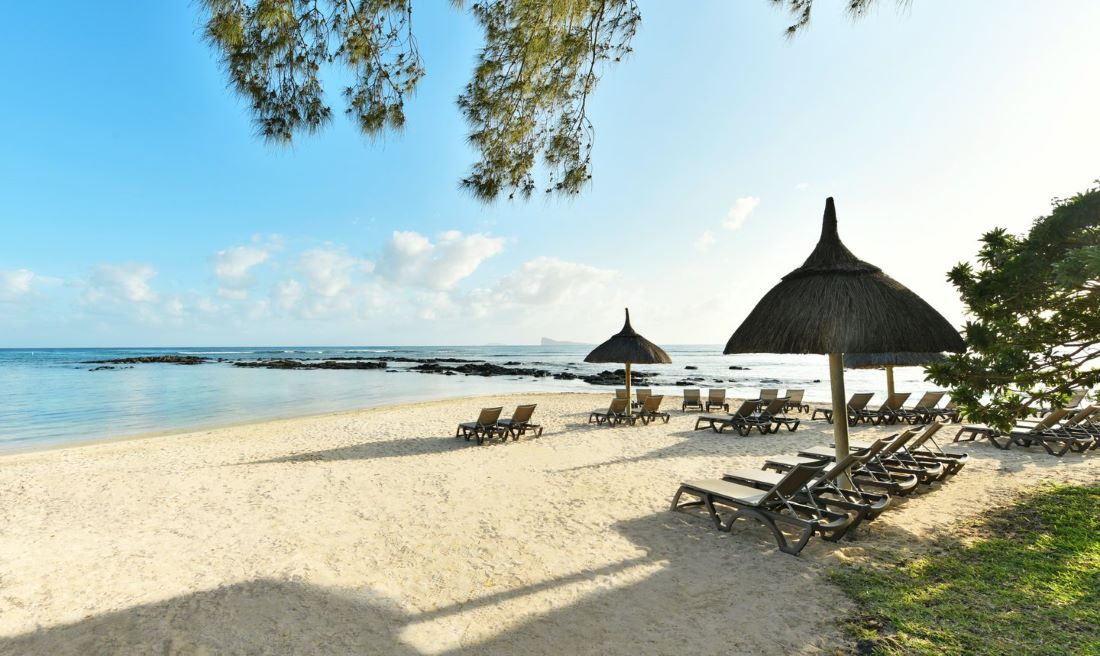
[0,392,1096,655]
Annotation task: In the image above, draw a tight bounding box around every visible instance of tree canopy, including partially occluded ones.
[200,0,891,201]
[927,182,1100,430]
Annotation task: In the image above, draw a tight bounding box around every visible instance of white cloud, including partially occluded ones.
[298,247,367,298]
[87,263,158,304]
[497,256,616,305]
[0,269,36,300]
[376,230,504,291]
[723,196,761,231]
[695,230,716,253]
[212,245,270,299]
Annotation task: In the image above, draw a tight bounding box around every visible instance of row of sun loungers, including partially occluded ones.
[955,405,1100,456]
[671,422,967,554]
[811,391,959,426]
[590,395,671,426]
[693,398,801,436]
[456,404,543,445]
[681,388,810,414]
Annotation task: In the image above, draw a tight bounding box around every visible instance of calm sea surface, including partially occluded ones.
[0,346,938,451]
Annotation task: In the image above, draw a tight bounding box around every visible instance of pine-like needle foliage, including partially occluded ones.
[927,182,1100,430]
[200,0,902,202]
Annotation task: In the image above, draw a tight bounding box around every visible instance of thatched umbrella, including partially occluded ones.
[724,198,964,466]
[585,308,671,403]
[844,352,946,397]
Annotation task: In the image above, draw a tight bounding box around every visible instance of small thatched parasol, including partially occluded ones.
[844,352,946,397]
[585,308,671,403]
[725,198,964,467]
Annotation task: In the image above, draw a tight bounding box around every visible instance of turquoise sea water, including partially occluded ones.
[0,346,938,451]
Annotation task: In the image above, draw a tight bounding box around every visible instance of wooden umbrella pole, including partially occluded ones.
[886,365,895,398]
[829,352,852,488]
[625,362,632,409]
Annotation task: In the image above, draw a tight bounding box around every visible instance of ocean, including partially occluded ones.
[0,346,939,451]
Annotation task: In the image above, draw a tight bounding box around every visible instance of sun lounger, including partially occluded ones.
[775,430,922,496]
[896,391,946,425]
[497,404,543,439]
[759,388,779,402]
[843,423,948,482]
[670,462,853,555]
[930,400,961,423]
[694,400,767,435]
[726,442,893,533]
[589,398,633,426]
[954,408,1071,451]
[682,388,704,412]
[634,395,670,425]
[850,423,965,476]
[456,406,505,445]
[811,392,875,426]
[635,388,652,409]
[758,398,800,433]
[1010,406,1096,456]
[783,389,809,414]
[706,388,729,412]
[857,392,911,426]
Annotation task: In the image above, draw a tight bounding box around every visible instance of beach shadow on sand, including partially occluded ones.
[0,512,860,655]
[239,433,531,466]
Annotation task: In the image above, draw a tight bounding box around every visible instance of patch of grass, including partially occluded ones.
[832,484,1100,656]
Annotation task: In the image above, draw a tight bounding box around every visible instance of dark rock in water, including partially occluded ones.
[674,380,693,386]
[411,361,550,378]
[685,365,698,370]
[89,365,116,371]
[234,359,387,370]
[729,365,749,370]
[813,379,821,383]
[504,361,522,366]
[83,355,208,365]
[553,372,578,380]
[580,369,654,386]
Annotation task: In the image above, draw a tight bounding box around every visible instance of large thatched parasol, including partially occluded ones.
[844,352,946,397]
[585,308,671,403]
[724,198,964,466]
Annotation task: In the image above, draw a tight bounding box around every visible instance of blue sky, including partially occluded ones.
[2,1,1098,346]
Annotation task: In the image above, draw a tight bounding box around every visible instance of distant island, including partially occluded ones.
[541,337,591,346]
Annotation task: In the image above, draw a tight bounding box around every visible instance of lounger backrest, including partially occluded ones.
[819,451,866,486]
[1032,407,1071,431]
[913,392,942,409]
[609,398,629,414]
[643,395,664,412]
[615,389,628,399]
[785,389,805,404]
[709,388,726,403]
[849,393,875,412]
[760,388,779,400]
[1067,389,1087,407]
[636,388,652,402]
[1070,405,1098,426]
[765,462,828,501]
[761,398,786,416]
[905,422,943,451]
[731,400,757,418]
[510,404,536,423]
[476,407,503,426]
[684,388,701,402]
[885,392,911,411]
[877,429,917,458]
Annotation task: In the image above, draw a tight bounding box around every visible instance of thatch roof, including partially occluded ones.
[844,352,946,369]
[585,309,672,365]
[725,198,965,355]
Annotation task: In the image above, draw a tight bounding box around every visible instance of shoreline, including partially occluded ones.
[0,389,606,459]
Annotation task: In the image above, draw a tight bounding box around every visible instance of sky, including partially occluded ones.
[1,1,1098,347]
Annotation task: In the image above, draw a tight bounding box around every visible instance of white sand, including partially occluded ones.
[0,392,1096,655]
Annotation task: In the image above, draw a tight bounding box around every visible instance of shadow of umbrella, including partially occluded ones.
[724,198,965,465]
